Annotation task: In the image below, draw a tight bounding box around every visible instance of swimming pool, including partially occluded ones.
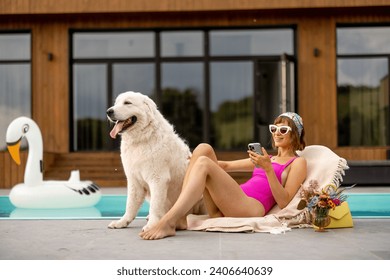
[0,193,389,219]
[347,193,390,218]
[0,195,149,220]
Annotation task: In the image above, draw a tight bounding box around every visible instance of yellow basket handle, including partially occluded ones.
[323,184,337,193]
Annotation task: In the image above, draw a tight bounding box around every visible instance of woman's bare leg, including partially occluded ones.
[139,152,265,240]
[182,143,218,187]
[189,144,234,217]
[203,188,223,218]
[193,145,225,217]
[176,143,220,228]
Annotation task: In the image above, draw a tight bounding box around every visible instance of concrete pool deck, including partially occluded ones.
[0,187,390,260]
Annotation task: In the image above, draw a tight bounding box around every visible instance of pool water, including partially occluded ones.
[0,193,389,220]
[0,195,149,220]
[346,193,390,218]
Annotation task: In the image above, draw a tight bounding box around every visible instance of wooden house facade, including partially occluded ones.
[1,0,389,188]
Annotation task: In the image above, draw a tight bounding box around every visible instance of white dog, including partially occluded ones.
[106,91,193,231]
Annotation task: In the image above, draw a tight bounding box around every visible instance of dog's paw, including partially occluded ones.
[108,219,130,229]
[141,220,157,232]
[141,223,151,232]
[141,215,160,231]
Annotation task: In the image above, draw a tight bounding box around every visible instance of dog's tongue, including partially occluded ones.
[109,121,124,139]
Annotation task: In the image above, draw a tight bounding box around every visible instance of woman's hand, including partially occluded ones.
[247,148,272,171]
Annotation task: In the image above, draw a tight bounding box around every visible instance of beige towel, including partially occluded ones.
[187,145,349,233]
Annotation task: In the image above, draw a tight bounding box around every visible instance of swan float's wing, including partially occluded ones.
[65,170,101,195]
[66,182,101,195]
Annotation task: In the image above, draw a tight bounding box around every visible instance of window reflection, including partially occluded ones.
[210,62,253,149]
[0,33,31,151]
[73,32,154,58]
[337,26,390,147]
[113,63,155,101]
[72,28,295,151]
[161,31,203,57]
[0,34,30,60]
[161,63,204,146]
[337,58,389,146]
[337,27,390,55]
[210,29,293,56]
[73,64,109,151]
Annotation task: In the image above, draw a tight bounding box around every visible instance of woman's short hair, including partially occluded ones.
[272,115,306,151]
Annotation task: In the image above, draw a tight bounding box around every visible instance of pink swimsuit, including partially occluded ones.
[240,157,297,214]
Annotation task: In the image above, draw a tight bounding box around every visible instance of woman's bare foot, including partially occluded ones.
[139,218,176,240]
[176,216,187,230]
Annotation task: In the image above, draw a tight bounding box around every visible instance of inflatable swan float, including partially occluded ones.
[6,116,101,208]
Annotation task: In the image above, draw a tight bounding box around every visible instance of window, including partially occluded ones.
[161,62,204,145]
[71,28,295,151]
[161,31,204,57]
[0,33,31,151]
[73,64,108,151]
[73,32,155,58]
[337,27,390,55]
[210,29,293,56]
[72,32,156,151]
[337,26,390,147]
[210,61,254,149]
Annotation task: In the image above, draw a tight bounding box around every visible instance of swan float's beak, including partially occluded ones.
[7,140,21,165]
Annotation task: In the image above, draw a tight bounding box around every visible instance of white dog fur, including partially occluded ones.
[106,91,193,231]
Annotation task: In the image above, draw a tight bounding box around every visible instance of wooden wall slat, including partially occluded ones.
[297,17,337,148]
[0,0,389,15]
[33,23,69,153]
[0,153,4,188]
[0,151,26,189]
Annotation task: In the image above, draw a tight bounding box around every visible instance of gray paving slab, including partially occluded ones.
[1,187,389,260]
[0,218,389,260]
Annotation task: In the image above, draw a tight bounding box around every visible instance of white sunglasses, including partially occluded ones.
[269,124,292,135]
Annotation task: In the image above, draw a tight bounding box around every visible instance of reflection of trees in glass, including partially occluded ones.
[212,96,253,149]
[161,87,203,148]
[76,88,202,151]
[77,118,112,151]
[337,82,389,146]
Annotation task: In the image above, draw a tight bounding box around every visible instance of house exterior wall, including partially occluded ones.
[1,0,389,188]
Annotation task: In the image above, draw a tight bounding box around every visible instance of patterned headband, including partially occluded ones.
[279,112,304,137]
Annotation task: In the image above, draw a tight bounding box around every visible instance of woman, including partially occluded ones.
[140,112,307,240]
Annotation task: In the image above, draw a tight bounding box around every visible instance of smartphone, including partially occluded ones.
[248,143,263,155]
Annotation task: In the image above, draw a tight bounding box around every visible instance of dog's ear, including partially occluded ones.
[143,95,157,114]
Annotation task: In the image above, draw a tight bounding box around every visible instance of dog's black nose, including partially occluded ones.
[106,108,114,117]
